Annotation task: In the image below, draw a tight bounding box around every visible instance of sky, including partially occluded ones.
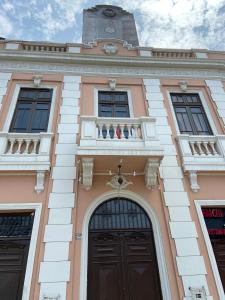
[1,0,225,50]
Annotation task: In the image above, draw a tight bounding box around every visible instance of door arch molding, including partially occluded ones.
[79,190,172,300]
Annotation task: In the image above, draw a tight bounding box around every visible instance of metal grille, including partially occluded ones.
[89,198,151,230]
[0,213,34,237]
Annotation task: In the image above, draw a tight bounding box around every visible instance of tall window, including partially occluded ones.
[10,88,52,133]
[98,91,130,118]
[171,93,212,135]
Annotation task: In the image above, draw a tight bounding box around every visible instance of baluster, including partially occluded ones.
[130,125,134,138]
[8,138,15,154]
[24,139,30,154]
[112,124,117,140]
[116,125,121,139]
[127,124,131,139]
[203,142,210,155]
[105,123,110,139]
[197,141,204,155]
[121,125,126,139]
[123,125,128,139]
[98,124,103,139]
[133,125,138,139]
[31,139,39,154]
[16,139,23,154]
[137,126,142,139]
[189,141,197,155]
[209,141,218,155]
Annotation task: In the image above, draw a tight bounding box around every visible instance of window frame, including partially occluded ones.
[168,90,218,136]
[195,200,225,299]
[4,84,57,133]
[94,87,134,118]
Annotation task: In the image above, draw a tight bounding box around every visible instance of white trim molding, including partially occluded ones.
[94,87,134,118]
[79,190,172,300]
[0,203,42,300]
[167,90,218,137]
[3,83,57,133]
[195,200,225,300]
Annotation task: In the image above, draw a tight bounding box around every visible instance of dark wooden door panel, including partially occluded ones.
[88,230,162,300]
[127,262,161,300]
[0,239,30,300]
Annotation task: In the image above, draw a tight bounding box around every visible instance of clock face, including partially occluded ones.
[103,8,116,17]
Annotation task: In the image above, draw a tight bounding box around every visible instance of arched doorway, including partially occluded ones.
[87,197,163,300]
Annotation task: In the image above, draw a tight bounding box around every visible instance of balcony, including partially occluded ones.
[0,132,53,171]
[78,116,163,156]
[78,116,164,191]
[177,134,225,172]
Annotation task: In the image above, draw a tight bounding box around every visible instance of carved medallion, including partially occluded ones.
[106,174,133,189]
[103,43,118,54]
[103,8,116,17]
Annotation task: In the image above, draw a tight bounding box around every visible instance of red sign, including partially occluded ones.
[202,208,223,218]
[208,229,225,235]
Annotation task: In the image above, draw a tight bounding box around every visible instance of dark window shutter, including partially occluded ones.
[10,88,52,133]
[171,93,213,135]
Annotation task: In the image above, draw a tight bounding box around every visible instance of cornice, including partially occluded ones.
[0,50,225,70]
[1,55,225,79]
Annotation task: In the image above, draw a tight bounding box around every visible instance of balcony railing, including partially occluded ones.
[96,118,142,140]
[176,134,225,171]
[22,43,67,52]
[79,116,163,156]
[152,50,195,59]
[0,132,53,170]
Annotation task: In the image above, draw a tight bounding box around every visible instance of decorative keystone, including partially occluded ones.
[33,75,42,87]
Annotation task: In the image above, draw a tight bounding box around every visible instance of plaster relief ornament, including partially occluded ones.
[103,43,118,54]
[103,8,117,17]
[105,27,116,33]
[106,174,133,190]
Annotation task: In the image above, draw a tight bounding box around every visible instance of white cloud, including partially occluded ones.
[1,0,225,50]
[0,14,13,36]
[110,0,225,49]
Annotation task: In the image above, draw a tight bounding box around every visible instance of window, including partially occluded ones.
[98,91,130,118]
[171,93,212,135]
[10,88,52,133]
[201,207,225,290]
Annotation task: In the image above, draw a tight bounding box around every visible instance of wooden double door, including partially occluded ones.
[0,213,34,300]
[87,198,163,300]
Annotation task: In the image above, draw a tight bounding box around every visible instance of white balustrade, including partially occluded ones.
[176,134,225,172]
[80,116,158,144]
[177,135,220,157]
[0,132,53,171]
[79,116,163,157]
[97,120,142,140]
[0,132,53,156]
[22,43,66,52]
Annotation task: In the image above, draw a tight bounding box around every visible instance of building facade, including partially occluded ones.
[0,4,225,300]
